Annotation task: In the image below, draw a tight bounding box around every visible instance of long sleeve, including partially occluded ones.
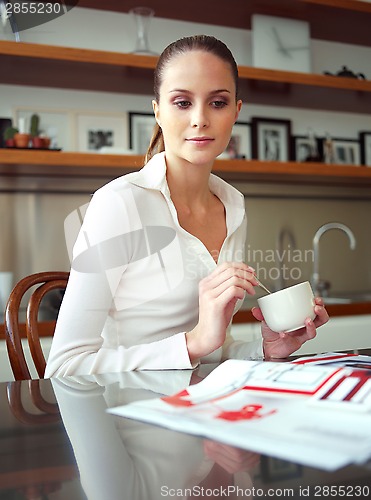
[45,270,195,377]
[46,183,195,377]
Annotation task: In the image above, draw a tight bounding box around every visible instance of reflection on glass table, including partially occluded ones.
[2,363,371,500]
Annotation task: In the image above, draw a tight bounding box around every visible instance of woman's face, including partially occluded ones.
[153,50,242,168]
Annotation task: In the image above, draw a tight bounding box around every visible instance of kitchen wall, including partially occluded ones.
[0,177,370,298]
[239,183,371,294]
[1,6,371,296]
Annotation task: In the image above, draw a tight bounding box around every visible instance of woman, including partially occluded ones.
[45,35,328,377]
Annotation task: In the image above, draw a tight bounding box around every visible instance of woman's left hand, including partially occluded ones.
[251,297,329,359]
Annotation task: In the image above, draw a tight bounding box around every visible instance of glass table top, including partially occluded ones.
[1,363,370,500]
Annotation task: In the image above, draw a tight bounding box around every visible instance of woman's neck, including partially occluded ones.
[165,157,213,210]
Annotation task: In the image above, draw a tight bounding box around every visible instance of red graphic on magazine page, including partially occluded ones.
[216,405,277,422]
[216,404,277,421]
[162,390,194,407]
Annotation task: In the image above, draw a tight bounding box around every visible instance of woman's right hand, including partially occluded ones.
[203,439,261,474]
[186,262,257,362]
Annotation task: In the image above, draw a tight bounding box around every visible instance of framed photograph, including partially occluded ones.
[261,456,302,483]
[76,112,128,152]
[13,107,74,150]
[292,135,323,162]
[0,117,12,148]
[252,117,292,161]
[330,138,360,166]
[129,112,157,155]
[360,131,371,166]
[224,121,251,159]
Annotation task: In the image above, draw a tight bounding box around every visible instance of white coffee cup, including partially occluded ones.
[257,281,316,333]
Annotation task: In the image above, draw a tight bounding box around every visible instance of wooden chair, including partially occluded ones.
[7,379,61,424]
[5,271,69,380]
[5,379,78,496]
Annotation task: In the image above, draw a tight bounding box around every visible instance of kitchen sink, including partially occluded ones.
[323,292,371,305]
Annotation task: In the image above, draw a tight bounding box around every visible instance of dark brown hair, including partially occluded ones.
[144,35,239,164]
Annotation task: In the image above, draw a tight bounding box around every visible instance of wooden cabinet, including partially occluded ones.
[1,0,371,185]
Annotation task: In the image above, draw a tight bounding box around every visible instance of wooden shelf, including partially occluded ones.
[213,159,371,187]
[0,40,158,68]
[1,149,371,187]
[239,66,371,92]
[303,0,371,13]
[0,40,157,95]
[77,0,371,47]
[0,148,142,169]
[1,39,370,91]
[1,41,371,113]
[0,149,142,182]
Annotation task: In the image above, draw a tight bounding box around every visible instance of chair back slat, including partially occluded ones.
[5,272,69,380]
[7,380,61,424]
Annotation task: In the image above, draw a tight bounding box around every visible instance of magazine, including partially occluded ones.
[108,356,371,471]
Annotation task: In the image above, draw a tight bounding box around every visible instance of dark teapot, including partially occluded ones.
[324,65,366,79]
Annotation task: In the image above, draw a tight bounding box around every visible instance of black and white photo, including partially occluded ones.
[360,131,371,166]
[129,112,157,155]
[292,135,323,162]
[223,121,251,159]
[252,117,291,162]
[330,138,360,166]
[76,112,127,152]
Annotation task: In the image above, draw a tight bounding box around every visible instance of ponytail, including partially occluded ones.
[144,122,164,165]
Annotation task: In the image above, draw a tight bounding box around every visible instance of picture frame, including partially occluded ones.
[329,138,361,166]
[261,456,302,483]
[360,131,371,166]
[251,117,292,161]
[0,117,12,148]
[292,135,323,162]
[129,112,157,155]
[13,107,74,150]
[224,121,251,159]
[75,111,128,152]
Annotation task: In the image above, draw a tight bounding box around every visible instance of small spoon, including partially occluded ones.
[255,276,272,295]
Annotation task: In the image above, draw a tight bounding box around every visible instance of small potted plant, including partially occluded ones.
[14,117,31,148]
[40,134,51,149]
[3,126,19,148]
[29,113,51,149]
[14,132,31,148]
[30,113,43,148]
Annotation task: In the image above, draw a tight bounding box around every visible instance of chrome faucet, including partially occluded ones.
[311,222,356,296]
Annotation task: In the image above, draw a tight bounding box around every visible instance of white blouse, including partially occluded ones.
[45,152,263,378]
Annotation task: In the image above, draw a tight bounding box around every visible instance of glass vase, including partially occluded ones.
[129,6,157,55]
